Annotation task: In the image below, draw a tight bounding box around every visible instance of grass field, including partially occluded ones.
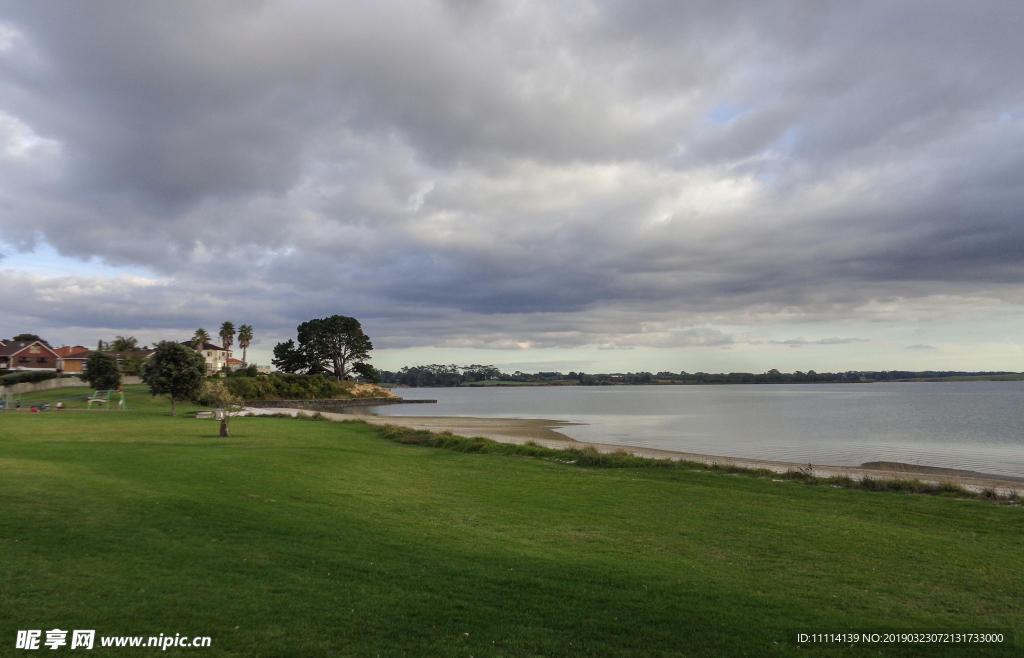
[1,389,1021,656]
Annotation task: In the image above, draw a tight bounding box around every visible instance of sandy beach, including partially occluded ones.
[244,408,1024,495]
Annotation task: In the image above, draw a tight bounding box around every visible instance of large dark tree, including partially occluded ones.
[271,339,309,374]
[272,315,373,380]
[81,351,121,390]
[141,341,207,417]
[5,333,48,345]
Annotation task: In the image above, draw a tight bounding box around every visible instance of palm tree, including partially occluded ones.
[192,328,211,351]
[219,321,236,350]
[110,335,139,352]
[238,324,254,364]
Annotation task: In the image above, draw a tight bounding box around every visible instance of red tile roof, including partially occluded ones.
[0,341,59,357]
[54,346,91,357]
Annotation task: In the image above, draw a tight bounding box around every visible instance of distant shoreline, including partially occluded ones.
[384,377,1024,388]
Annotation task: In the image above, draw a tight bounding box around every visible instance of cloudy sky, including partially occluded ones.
[1,0,1023,374]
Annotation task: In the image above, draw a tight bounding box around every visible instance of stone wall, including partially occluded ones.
[0,374,143,395]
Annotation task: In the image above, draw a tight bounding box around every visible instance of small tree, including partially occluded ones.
[196,381,245,436]
[81,351,121,390]
[141,341,206,417]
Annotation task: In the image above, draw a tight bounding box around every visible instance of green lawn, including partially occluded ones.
[1,389,1021,656]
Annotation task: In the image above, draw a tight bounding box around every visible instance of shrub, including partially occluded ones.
[222,373,350,401]
[1,371,67,386]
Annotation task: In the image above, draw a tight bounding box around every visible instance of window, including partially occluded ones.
[19,357,30,363]
[37,357,49,363]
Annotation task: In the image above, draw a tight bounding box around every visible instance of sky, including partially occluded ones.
[1,0,1023,374]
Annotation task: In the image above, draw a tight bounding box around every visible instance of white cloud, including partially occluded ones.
[0,1,1023,370]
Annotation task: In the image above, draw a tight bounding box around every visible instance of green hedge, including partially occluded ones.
[0,371,72,386]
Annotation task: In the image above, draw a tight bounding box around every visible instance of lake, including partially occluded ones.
[364,382,1024,478]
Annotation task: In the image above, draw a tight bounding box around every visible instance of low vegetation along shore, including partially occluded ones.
[2,387,1022,656]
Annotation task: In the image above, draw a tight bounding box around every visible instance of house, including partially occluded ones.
[182,341,233,373]
[54,346,91,373]
[0,340,61,372]
[53,347,154,374]
[227,357,247,372]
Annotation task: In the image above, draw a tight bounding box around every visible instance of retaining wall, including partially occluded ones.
[0,374,143,396]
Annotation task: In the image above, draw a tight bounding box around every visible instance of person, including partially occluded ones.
[57,401,64,411]
[30,406,38,413]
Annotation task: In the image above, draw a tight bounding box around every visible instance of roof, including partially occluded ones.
[181,340,229,351]
[54,346,91,358]
[228,357,245,364]
[0,341,59,358]
[59,350,93,360]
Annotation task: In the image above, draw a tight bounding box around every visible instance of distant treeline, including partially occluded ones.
[377,365,1023,387]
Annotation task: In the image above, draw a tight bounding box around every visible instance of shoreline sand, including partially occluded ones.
[243,408,1024,495]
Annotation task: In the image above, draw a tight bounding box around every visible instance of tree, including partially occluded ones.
[272,339,308,374]
[10,333,48,345]
[192,328,211,351]
[81,351,121,390]
[109,335,139,351]
[197,381,245,437]
[237,324,254,364]
[219,321,236,350]
[272,315,373,379]
[120,353,148,375]
[141,341,207,417]
[352,362,380,383]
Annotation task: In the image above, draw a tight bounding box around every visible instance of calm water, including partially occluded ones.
[365,383,1024,478]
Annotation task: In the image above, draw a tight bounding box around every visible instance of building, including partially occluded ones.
[0,340,61,372]
[181,341,233,373]
[54,346,91,373]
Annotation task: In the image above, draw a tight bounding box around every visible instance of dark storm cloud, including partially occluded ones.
[1,0,1023,347]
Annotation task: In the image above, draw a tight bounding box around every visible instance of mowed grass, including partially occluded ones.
[1,390,1021,657]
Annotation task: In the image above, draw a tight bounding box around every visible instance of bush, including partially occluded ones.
[1,371,68,386]
[226,365,260,378]
[223,373,350,401]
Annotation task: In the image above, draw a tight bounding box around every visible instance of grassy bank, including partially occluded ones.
[1,390,1021,656]
[368,421,1020,502]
